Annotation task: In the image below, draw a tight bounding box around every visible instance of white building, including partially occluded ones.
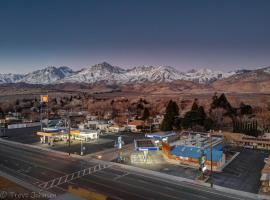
[71,129,99,141]
[108,124,126,133]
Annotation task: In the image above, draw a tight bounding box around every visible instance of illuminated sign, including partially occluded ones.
[40,95,49,103]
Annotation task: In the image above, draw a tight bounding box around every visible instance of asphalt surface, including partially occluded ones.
[53,132,145,155]
[212,148,269,193]
[0,126,41,144]
[2,127,145,155]
[0,141,257,200]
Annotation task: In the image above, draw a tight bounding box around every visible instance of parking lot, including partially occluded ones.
[2,126,145,155]
[1,126,41,144]
[211,148,269,193]
[54,132,145,155]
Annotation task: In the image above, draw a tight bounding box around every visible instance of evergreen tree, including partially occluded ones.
[240,102,252,115]
[191,99,199,111]
[211,92,219,109]
[141,107,150,121]
[160,100,179,131]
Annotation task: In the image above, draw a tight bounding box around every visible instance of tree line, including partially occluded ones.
[160,93,259,137]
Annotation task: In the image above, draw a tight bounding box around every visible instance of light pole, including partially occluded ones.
[68,113,71,156]
[40,101,43,131]
[209,129,213,188]
[80,140,84,156]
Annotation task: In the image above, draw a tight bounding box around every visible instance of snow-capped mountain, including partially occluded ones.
[61,62,129,84]
[0,62,251,85]
[0,74,24,84]
[0,66,74,84]
[181,68,236,83]
[62,63,233,84]
[125,66,185,83]
[20,66,74,84]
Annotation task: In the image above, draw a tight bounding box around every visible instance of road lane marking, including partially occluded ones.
[38,164,112,190]
[113,172,129,181]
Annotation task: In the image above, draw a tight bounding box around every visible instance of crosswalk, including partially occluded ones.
[38,164,111,190]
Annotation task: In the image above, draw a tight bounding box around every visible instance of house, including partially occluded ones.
[127,120,145,132]
[151,115,164,129]
[108,124,126,133]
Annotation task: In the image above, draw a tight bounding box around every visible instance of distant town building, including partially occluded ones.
[221,132,270,150]
[127,120,145,132]
[108,124,125,133]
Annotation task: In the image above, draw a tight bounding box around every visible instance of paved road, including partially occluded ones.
[0,141,259,200]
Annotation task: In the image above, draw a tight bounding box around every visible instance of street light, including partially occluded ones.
[68,114,71,156]
[80,140,84,156]
[208,129,213,188]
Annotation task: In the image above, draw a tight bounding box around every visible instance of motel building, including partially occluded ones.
[162,132,225,171]
[221,132,270,150]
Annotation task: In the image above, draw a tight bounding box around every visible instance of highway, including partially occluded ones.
[0,140,259,200]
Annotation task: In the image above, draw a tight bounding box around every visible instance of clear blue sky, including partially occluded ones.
[0,0,270,73]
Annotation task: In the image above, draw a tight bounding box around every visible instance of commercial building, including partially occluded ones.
[108,124,126,133]
[260,155,270,194]
[70,129,99,141]
[145,131,177,146]
[37,127,67,145]
[221,132,270,150]
[134,139,159,151]
[79,120,111,133]
[162,132,225,171]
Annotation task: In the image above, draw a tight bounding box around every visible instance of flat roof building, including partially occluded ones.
[162,131,225,171]
[260,156,270,194]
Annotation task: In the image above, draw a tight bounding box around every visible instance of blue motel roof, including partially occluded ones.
[170,145,223,162]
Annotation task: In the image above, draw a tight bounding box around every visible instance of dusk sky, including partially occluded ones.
[0,0,270,73]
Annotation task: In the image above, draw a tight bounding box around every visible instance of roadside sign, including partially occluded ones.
[41,95,49,103]
[118,136,122,149]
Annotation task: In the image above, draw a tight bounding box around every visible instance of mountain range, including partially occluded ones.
[1,62,270,93]
[0,62,245,85]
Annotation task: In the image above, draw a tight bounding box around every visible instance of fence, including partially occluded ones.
[7,122,41,129]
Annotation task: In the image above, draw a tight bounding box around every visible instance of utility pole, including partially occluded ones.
[46,91,49,128]
[149,117,152,133]
[209,129,213,188]
[68,113,71,156]
[40,100,43,131]
[80,140,84,156]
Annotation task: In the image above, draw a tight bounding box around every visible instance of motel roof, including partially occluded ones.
[170,146,223,162]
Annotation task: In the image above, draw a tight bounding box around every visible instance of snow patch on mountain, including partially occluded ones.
[19,66,74,84]
[0,74,24,84]
[61,62,129,84]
